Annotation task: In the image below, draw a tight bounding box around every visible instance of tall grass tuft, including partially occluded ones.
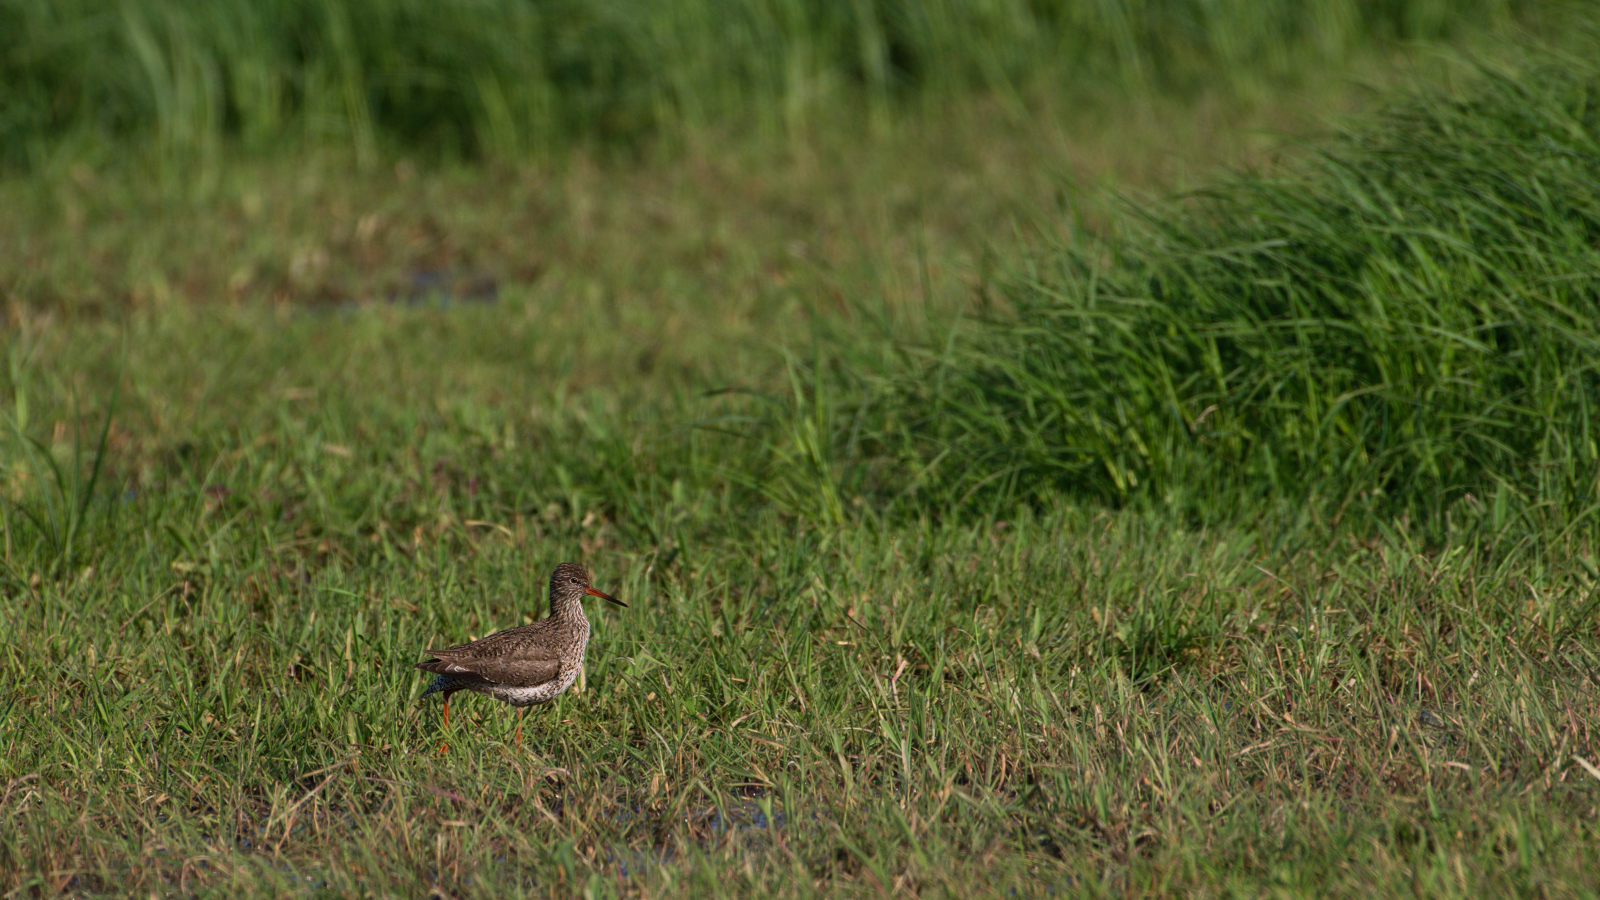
[0,341,123,579]
[889,46,1600,537]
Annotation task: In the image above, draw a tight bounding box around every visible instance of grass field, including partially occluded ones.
[4,4,1600,898]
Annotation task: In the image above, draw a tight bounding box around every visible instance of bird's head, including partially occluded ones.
[550,561,626,607]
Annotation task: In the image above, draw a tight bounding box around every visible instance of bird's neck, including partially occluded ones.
[547,595,586,620]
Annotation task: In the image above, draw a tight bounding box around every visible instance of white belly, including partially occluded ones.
[485,665,580,707]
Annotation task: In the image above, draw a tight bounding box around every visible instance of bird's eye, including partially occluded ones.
[569,577,580,584]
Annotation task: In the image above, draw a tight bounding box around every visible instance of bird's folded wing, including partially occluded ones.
[420,634,564,687]
[456,656,561,687]
[415,657,487,677]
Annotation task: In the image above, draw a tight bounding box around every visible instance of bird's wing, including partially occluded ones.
[418,626,563,686]
[446,654,561,688]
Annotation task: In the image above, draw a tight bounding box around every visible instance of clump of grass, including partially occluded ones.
[0,339,123,581]
[890,45,1600,538]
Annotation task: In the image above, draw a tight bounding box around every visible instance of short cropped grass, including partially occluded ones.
[3,364,1600,894]
[4,266,1600,897]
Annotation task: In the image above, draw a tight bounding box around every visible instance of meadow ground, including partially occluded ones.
[4,8,1600,898]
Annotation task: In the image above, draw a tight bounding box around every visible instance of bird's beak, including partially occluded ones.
[586,586,627,607]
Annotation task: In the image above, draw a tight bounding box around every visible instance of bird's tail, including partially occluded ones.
[419,674,456,699]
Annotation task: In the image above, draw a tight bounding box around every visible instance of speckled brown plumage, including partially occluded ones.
[416,562,625,741]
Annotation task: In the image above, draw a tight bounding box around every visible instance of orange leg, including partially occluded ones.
[438,691,458,755]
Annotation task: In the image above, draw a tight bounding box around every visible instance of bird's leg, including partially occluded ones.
[516,708,526,748]
[438,691,457,756]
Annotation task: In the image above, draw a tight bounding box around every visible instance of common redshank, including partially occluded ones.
[416,562,625,744]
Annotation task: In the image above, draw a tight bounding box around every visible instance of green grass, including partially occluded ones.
[0,0,1550,167]
[3,360,1599,894]
[869,41,1600,540]
[5,16,1600,900]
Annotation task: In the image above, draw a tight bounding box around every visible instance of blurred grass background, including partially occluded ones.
[1,0,1548,167]
[5,1,1600,896]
